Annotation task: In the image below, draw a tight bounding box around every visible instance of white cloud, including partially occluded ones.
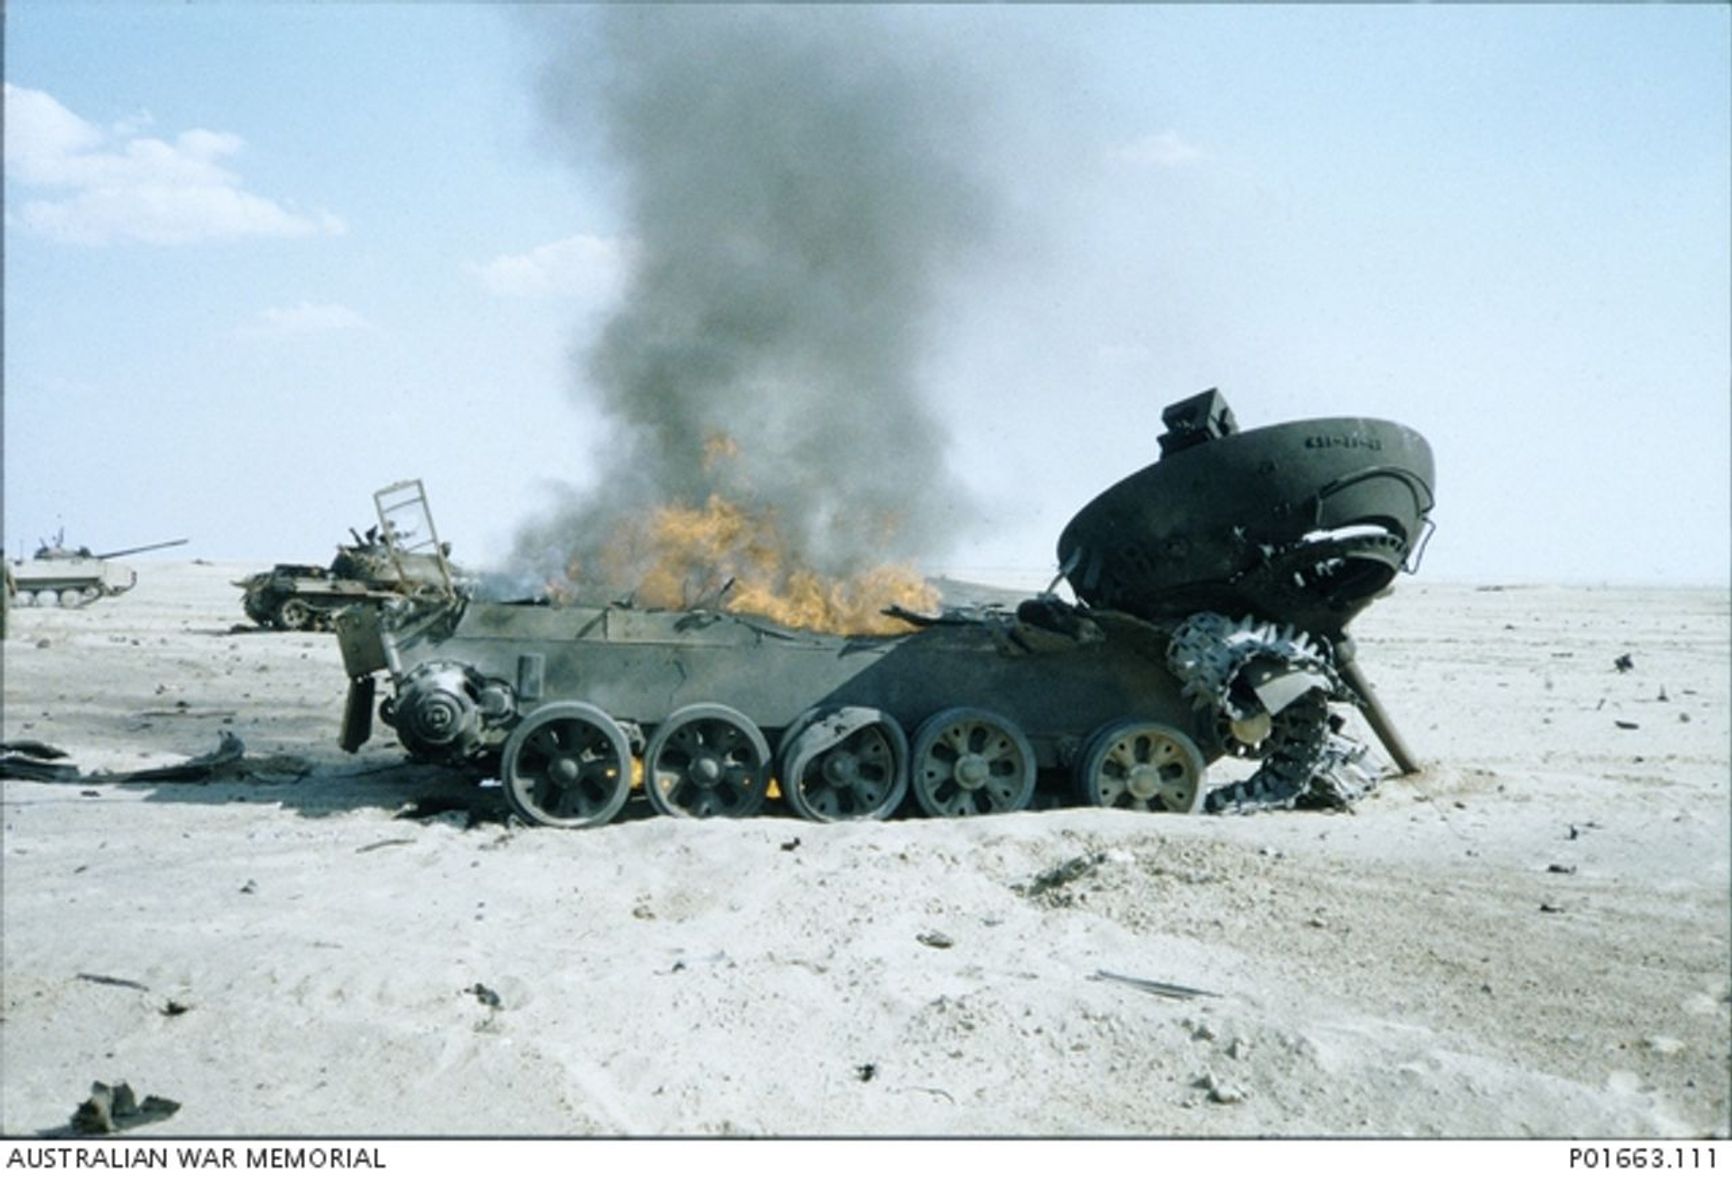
[1112,129,1204,169]
[3,83,345,245]
[468,234,635,301]
[235,302,374,340]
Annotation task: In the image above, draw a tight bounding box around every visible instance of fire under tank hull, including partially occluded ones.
[334,389,1435,829]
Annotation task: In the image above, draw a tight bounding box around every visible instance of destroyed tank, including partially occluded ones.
[237,505,465,632]
[7,534,189,609]
[333,392,1435,828]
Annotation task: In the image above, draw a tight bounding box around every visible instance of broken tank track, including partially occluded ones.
[1165,611,1379,813]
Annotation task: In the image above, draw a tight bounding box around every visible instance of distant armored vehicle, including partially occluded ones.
[7,533,188,608]
[237,487,462,631]
[334,393,1435,828]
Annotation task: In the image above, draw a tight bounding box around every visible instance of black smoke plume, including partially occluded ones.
[513,7,996,597]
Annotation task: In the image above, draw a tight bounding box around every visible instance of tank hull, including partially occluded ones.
[341,599,1215,770]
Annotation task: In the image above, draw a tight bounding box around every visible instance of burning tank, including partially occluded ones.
[7,533,189,609]
[237,494,465,632]
[333,391,1435,828]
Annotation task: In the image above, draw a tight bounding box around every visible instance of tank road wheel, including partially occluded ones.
[274,597,314,631]
[1078,721,1207,815]
[779,710,909,822]
[910,707,1036,818]
[59,589,85,608]
[501,702,632,829]
[644,704,773,819]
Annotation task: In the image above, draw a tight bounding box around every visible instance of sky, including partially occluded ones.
[4,3,1729,588]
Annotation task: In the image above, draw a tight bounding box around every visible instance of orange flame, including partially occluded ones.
[597,493,936,635]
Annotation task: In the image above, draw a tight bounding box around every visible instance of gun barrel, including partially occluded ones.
[95,538,190,560]
[1336,652,1420,776]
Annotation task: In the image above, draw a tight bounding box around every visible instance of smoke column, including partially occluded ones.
[514,7,996,593]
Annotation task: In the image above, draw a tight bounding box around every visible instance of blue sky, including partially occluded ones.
[5,3,1728,586]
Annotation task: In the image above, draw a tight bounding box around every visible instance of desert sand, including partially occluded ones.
[1,562,1727,1138]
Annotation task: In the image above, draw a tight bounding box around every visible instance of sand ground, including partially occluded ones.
[1,562,1727,1137]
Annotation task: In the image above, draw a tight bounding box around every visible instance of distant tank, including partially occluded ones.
[237,484,464,631]
[333,392,1435,828]
[7,533,189,609]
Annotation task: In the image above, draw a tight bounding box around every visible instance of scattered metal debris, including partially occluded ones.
[99,732,246,782]
[1614,653,1634,673]
[75,973,149,992]
[1090,969,1220,1000]
[916,931,954,949]
[0,746,81,782]
[467,982,502,1009]
[2,740,69,760]
[1015,852,1106,899]
[59,1081,180,1136]
[355,838,417,854]
[1,734,314,786]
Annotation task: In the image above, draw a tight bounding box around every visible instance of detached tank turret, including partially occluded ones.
[7,533,189,609]
[332,393,1436,829]
[237,485,466,631]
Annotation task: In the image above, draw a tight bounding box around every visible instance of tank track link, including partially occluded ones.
[1166,611,1379,813]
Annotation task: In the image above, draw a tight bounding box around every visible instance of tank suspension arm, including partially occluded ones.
[1335,638,1419,776]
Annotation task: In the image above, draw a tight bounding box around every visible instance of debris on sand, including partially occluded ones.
[3,740,70,760]
[356,838,417,854]
[1,742,80,782]
[1614,653,1634,673]
[96,732,246,782]
[74,973,149,992]
[1014,851,1107,901]
[1091,970,1219,1001]
[1,733,313,786]
[55,1081,180,1136]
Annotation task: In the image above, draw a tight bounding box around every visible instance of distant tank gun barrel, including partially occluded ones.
[94,538,189,560]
